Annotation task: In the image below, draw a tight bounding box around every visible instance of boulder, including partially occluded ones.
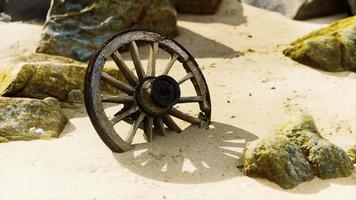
[36,0,177,61]
[241,0,347,20]
[284,16,356,72]
[243,114,354,189]
[0,97,67,142]
[347,145,356,163]
[0,54,124,102]
[348,0,356,15]
[3,0,51,21]
[276,115,354,179]
[170,0,222,14]
[243,135,315,189]
[307,139,354,179]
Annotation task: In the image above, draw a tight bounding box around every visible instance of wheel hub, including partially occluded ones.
[135,75,181,117]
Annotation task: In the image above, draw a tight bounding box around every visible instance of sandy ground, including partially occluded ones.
[0,0,355,199]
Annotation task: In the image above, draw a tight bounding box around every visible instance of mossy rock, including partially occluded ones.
[0,97,67,142]
[170,0,222,14]
[0,54,124,102]
[276,115,354,179]
[284,16,356,72]
[243,135,315,189]
[36,0,177,61]
[243,114,354,189]
[347,145,356,163]
[307,138,354,179]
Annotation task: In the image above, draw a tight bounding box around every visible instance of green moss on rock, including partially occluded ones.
[0,54,124,102]
[284,16,356,72]
[243,114,354,189]
[243,135,315,189]
[307,138,354,179]
[0,136,9,143]
[36,0,177,61]
[347,145,356,163]
[276,115,353,179]
[0,97,67,142]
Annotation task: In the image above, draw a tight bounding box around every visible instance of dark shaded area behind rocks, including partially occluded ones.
[0,0,50,21]
[242,0,352,19]
[348,0,356,15]
[170,0,222,14]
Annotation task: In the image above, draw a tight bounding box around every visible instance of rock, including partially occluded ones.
[170,0,222,14]
[3,0,51,21]
[347,145,356,163]
[284,16,356,72]
[67,89,84,103]
[0,54,124,102]
[0,12,11,22]
[308,138,354,178]
[348,0,356,15]
[0,97,67,142]
[276,115,354,179]
[241,0,347,20]
[243,135,315,189]
[243,114,354,189]
[0,136,8,143]
[36,0,177,61]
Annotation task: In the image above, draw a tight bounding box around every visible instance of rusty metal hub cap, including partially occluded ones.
[135,75,181,117]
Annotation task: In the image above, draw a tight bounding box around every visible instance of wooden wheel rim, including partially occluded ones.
[85,29,211,153]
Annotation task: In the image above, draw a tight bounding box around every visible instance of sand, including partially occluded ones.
[0,0,355,199]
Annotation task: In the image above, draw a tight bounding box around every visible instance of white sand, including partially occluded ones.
[0,1,355,199]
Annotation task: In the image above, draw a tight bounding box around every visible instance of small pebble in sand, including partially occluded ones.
[34,128,45,134]
[249,93,252,96]
[271,87,276,90]
[209,63,216,68]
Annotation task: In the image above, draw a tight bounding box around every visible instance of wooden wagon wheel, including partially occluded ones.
[85,30,211,153]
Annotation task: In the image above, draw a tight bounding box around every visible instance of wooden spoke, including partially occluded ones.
[162,54,179,75]
[178,96,203,104]
[129,41,145,80]
[169,107,200,124]
[110,106,138,125]
[101,95,135,104]
[101,72,135,94]
[147,42,159,76]
[144,116,154,142]
[154,118,167,136]
[111,50,138,86]
[125,112,145,144]
[177,72,193,85]
[162,115,182,133]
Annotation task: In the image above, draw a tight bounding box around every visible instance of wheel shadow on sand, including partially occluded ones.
[113,122,258,184]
